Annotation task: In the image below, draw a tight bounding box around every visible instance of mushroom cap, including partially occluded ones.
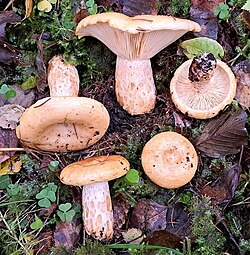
[16,97,110,152]
[170,59,237,119]
[60,155,130,186]
[141,132,198,189]
[76,13,201,60]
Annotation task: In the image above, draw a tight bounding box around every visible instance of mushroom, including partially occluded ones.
[16,56,110,152]
[141,131,198,189]
[60,155,130,241]
[170,52,237,119]
[75,13,201,115]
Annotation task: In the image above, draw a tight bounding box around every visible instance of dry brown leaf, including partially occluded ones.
[0,104,25,129]
[122,228,144,244]
[130,200,168,232]
[199,163,241,209]
[0,154,22,175]
[54,218,82,252]
[0,128,19,163]
[232,60,250,109]
[25,0,33,19]
[196,109,248,158]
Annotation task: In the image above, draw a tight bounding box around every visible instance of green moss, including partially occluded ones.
[190,196,226,255]
[169,0,191,17]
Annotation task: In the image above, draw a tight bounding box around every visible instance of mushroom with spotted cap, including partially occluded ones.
[170,52,237,119]
[60,155,130,241]
[16,55,110,152]
[141,131,198,189]
[75,12,201,115]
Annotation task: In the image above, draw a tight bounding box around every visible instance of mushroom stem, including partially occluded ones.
[115,56,156,115]
[82,181,113,241]
[47,56,80,97]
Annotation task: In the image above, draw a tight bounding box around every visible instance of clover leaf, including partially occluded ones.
[57,203,76,222]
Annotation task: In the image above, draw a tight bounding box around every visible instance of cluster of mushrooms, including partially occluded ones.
[16,13,237,242]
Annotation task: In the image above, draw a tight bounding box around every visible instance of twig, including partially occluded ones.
[0,148,26,152]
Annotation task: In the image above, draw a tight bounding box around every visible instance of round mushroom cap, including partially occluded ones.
[16,97,110,152]
[141,132,198,189]
[60,155,130,186]
[170,59,237,119]
[76,13,201,60]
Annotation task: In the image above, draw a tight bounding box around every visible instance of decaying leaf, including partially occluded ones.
[0,154,22,175]
[189,0,224,39]
[199,163,242,209]
[0,129,19,163]
[196,109,248,158]
[54,218,82,252]
[130,200,168,232]
[0,84,36,108]
[122,228,144,244]
[0,11,21,64]
[232,60,250,109]
[143,230,183,249]
[242,146,250,172]
[0,104,25,129]
[25,0,33,19]
[165,203,191,239]
[179,37,224,59]
[36,39,47,93]
[113,193,129,237]
[122,0,158,16]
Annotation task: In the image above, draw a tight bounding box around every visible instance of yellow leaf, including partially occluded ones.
[0,154,22,175]
[25,0,33,19]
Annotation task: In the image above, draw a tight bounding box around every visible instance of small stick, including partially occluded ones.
[0,148,26,152]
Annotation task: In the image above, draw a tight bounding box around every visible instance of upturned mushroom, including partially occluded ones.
[170,52,237,119]
[60,155,130,241]
[75,13,201,115]
[16,56,110,152]
[141,132,198,189]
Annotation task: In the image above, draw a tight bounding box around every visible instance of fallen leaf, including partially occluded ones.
[122,228,144,244]
[165,203,191,239]
[54,218,82,252]
[0,129,19,163]
[130,200,168,232]
[0,154,22,175]
[113,192,130,237]
[196,109,248,158]
[143,230,183,249]
[241,146,250,172]
[173,111,191,129]
[25,0,33,19]
[121,0,158,16]
[0,104,25,129]
[0,11,21,64]
[0,11,21,39]
[232,60,250,109]
[189,0,224,39]
[0,84,36,108]
[179,37,224,59]
[199,163,242,209]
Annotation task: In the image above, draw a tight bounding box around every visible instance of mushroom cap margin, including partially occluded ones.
[141,131,198,189]
[60,155,130,186]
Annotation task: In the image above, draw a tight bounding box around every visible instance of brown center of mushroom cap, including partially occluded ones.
[141,132,198,189]
[16,97,110,152]
[60,155,130,186]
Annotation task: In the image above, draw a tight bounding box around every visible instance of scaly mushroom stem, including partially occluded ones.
[115,56,156,115]
[82,182,113,241]
[47,55,79,97]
